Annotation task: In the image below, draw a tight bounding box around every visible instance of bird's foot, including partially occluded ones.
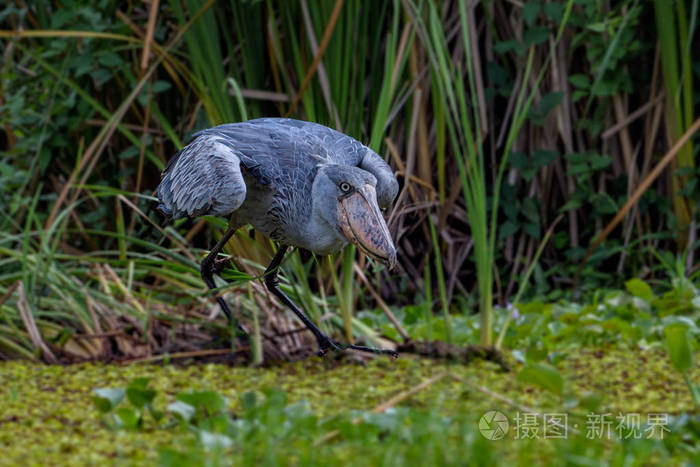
[212,256,233,274]
[316,335,398,358]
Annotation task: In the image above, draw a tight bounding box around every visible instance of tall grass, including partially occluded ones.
[653,0,696,247]
[412,0,574,345]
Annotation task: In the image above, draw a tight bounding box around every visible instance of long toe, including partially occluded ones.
[316,335,398,358]
[346,343,399,358]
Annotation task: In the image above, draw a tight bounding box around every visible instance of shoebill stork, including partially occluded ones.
[156,118,399,357]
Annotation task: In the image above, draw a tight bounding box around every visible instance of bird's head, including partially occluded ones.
[314,164,397,269]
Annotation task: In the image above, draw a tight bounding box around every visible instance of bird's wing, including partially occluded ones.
[195,120,322,188]
[156,135,246,219]
[191,118,398,209]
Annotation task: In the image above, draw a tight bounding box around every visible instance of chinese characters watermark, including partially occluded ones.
[478,411,671,440]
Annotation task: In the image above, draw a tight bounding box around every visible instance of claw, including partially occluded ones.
[212,256,232,274]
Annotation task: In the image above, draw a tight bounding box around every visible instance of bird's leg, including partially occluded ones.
[200,227,248,336]
[263,245,398,358]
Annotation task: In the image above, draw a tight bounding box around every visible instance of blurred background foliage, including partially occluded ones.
[0,0,699,362]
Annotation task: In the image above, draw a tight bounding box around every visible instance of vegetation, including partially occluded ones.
[1,343,698,465]
[0,0,699,464]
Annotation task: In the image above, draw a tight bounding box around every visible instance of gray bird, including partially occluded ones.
[156,118,399,357]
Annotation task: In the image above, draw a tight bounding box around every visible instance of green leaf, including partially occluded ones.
[664,324,693,373]
[532,150,559,168]
[524,27,550,46]
[498,220,520,240]
[569,74,590,89]
[126,378,157,409]
[167,401,195,422]
[177,391,227,416]
[539,92,564,115]
[522,198,539,223]
[523,2,541,26]
[509,151,529,168]
[494,39,526,56]
[517,363,564,395]
[97,51,123,67]
[587,22,607,33]
[590,154,612,170]
[115,407,141,429]
[625,278,654,301]
[241,391,263,411]
[92,388,125,413]
[579,391,603,412]
[525,343,548,363]
[127,387,157,409]
[149,407,164,422]
[559,198,582,212]
[572,89,588,102]
[543,2,564,21]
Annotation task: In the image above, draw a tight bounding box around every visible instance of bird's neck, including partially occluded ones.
[297,198,346,255]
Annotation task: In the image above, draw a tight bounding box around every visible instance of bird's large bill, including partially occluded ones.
[338,184,397,269]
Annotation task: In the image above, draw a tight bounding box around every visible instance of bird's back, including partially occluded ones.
[195,118,371,186]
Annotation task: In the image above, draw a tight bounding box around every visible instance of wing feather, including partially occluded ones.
[156,135,246,219]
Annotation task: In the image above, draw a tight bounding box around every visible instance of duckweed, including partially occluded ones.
[0,348,698,465]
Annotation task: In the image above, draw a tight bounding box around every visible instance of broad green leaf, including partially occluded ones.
[524,26,550,46]
[579,391,603,412]
[177,391,228,416]
[664,324,693,373]
[126,378,156,409]
[167,401,195,422]
[543,2,564,21]
[92,388,125,413]
[97,51,123,67]
[116,407,141,429]
[127,387,157,409]
[625,278,654,301]
[532,150,559,168]
[517,363,564,395]
[523,2,541,26]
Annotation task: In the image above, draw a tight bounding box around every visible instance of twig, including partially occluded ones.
[286,0,345,120]
[576,116,700,284]
[352,263,410,342]
[0,281,19,308]
[601,93,664,140]
[140,0,160,71]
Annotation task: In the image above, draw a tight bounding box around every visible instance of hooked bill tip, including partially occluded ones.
[337,184,397,270]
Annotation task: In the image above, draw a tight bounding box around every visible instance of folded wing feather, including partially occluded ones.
[156,136,247,219]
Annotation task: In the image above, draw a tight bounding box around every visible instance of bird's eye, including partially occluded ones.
[340,182,351,192]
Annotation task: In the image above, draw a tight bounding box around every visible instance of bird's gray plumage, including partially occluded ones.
[157,118,398,254]
[158,118,400,357]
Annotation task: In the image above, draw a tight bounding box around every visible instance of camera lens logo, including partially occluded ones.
[479,411,509,440]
